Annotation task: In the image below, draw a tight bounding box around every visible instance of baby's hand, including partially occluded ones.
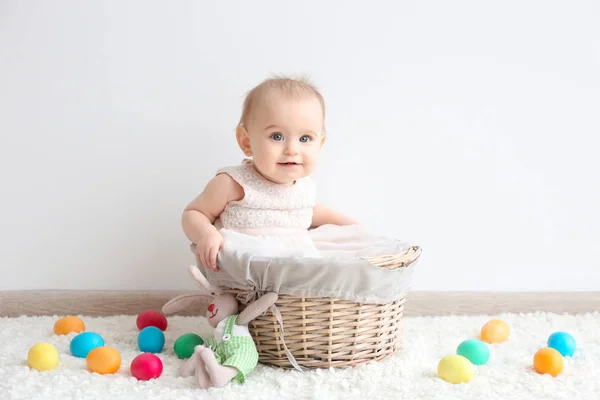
[195,232,224,272]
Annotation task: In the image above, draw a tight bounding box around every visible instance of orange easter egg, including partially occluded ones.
[54,316,85,335]
[534,347,563,377]
[480,319,510,343]
[86,346,121,374]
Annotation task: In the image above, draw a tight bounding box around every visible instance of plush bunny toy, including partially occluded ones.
[162,265,278,388]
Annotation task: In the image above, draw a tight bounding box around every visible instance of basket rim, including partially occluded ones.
[365,245,422,270]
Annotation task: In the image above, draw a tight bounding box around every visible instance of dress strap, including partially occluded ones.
[224,315,238,335]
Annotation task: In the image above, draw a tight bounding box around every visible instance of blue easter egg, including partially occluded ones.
[138,326,165,353]
[548,331,576,357]
[70,332,104,358]
[456,339,490,365]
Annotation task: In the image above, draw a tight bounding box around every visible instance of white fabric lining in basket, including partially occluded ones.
[194,224,418,305]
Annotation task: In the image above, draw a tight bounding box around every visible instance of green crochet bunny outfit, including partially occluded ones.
[204,315,259,383]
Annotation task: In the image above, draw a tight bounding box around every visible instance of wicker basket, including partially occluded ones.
[222,245,422,369]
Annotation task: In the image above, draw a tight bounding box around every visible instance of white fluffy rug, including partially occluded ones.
[1,312,599,400]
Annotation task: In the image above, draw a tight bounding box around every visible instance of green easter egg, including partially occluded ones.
[174,333,204,359]
[457,339,490,365]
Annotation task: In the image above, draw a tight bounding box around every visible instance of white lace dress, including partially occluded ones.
[215,159,323,258]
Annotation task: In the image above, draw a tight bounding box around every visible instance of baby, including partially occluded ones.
[182,77,358,272]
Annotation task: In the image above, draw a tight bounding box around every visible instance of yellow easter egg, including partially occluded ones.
[27,342,59,371]
[437,354,475,384]
[54,316,85,335]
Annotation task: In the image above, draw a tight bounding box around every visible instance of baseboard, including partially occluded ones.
[1,291,599,318]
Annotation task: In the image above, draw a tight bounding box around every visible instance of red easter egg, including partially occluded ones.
[130,353,163,381]
[136,310,168,331]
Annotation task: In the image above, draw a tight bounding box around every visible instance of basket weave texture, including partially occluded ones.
[222,245,422,369]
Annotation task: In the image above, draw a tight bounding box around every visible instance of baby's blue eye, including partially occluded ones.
[299,135,311,143]
[271,133,284,141]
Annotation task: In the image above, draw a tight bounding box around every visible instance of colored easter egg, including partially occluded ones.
[174,333,204,359]
[437,354,475,384]
[27,342,59,371]
[70,332,104,358]
[457,339,490,365]
[534,347,564,377]
[53,316,85,335]
[86,346,121,374]
[136,310,168,331]
[480,319,510,343]
[138,326,165,353]
[130,353,163,380]
[547,331,576,357]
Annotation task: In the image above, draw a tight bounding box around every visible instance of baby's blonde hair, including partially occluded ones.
[237,76,326,133]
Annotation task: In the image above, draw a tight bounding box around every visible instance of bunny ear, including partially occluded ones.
[188,264,223,296]
[237,292,279,325]
[162,294,213,315]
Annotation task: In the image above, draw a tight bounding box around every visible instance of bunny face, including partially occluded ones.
[206,294,239,328]
[162,266,278,331]
[182,264,240,328]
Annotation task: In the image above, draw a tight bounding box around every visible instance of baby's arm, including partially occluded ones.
[311,203,359,228]
[182,173,244,271]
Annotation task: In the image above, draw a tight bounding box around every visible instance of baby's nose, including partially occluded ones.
[208,304,215,312]
[284,144,298,155]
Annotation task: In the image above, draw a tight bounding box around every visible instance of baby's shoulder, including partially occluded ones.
[216,161,249,174]
[215,161,256,184]
[207,173,244,202]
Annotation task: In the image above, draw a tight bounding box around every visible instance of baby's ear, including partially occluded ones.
[236,125,252,156]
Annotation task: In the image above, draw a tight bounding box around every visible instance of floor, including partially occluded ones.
[1,311,598,399]
[2,291,599,317]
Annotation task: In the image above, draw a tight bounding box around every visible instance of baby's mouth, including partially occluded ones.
[278,162,301,166]
[209,309,218,319]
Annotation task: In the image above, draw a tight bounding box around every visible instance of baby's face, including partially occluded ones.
[245,91,325,184]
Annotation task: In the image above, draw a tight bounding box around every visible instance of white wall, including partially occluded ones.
[1,1,598,291]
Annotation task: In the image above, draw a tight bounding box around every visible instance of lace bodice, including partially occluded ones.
[216,160,316,232]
